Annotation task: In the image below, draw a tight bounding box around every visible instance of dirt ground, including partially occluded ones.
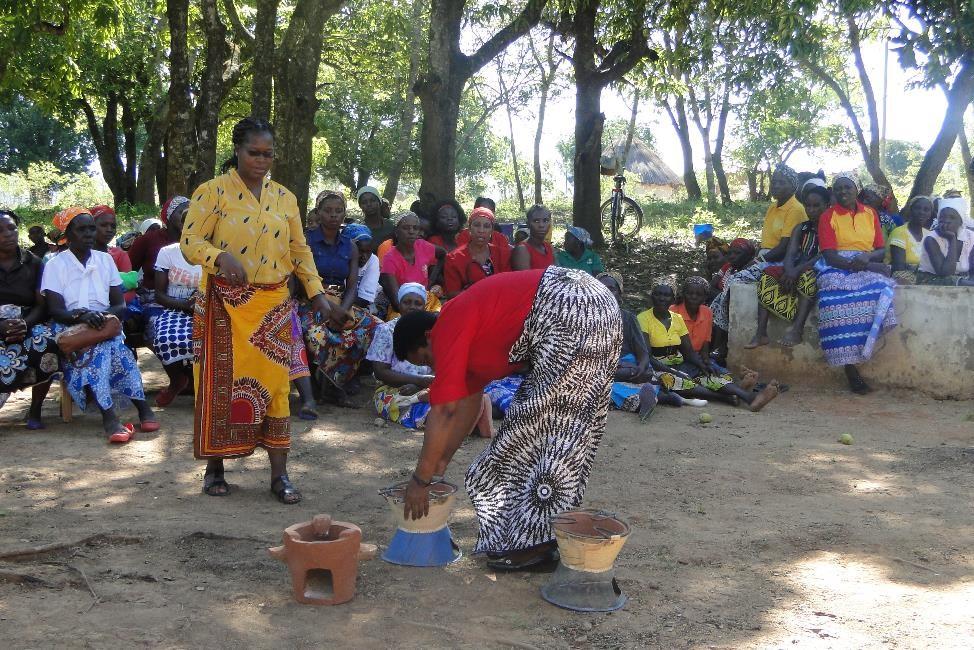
[1,351,972,649]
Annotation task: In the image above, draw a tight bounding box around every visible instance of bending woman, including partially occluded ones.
[42,208,158,442]
[181,117,334,502]
[394,268,621,571]
[815,173,896,394]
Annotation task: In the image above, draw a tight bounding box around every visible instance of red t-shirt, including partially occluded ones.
[429,269,544,404]
[443,241,512,295]
[127,228,171,289]
[517,241,554,269]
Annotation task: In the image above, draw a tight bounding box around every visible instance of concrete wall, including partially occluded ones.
[727,284,974,399]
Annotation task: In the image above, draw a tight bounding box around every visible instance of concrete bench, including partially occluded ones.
[728,284,974,399]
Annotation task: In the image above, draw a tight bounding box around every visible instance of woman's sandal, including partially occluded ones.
[271,474,302,505]
[849,377,872,395]
[155,374,190,407]
[26,417,45,430]
[139,419,161,433]
[203,472,230,497]
[486,546,559,572]
[108,423,135,444]
[298,405,319,421]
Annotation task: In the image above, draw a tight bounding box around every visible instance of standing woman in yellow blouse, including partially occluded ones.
[181,118,333,503]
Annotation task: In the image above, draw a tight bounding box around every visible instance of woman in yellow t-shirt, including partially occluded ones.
[638,285,779,412]
[888,195,934,284]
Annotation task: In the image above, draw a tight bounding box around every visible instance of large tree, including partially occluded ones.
[416,0,548,202]
[557,0,655,242]
[0,98,94,175]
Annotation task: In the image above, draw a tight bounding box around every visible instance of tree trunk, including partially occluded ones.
[251,0,279,119]
[194,0,231,190]
[156,146,168,204]
[620,86,639,171]
[272,0,344,219]
[746,168,758,202]
[120,99,138,204]
[672,98,702,200]
[573,76,605,241]
[79,96,128,206]
[383,0,424,201]
[531,30,557,206]
[165,0,198,199]
[956,111,974,201]
[498,70,525,212]
[417,0,548,201]
[911,59,974,197]
[713,87,732,205]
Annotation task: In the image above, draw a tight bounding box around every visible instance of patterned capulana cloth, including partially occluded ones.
[150,309,193,366]
[0,323,61,409]
[53,325,145,412]
[464,267,622,554]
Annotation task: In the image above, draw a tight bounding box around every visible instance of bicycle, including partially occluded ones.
[600,173,644,242]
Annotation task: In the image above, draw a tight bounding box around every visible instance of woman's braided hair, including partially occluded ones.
[221,117,275,173]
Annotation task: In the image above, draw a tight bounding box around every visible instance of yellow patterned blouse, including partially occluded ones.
[181,169,324,298]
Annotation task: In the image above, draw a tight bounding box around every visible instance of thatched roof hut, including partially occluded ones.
[601,137,682,188]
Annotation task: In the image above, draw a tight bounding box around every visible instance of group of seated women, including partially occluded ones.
[706,164,973,395]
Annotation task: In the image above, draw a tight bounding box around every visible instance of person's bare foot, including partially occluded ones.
[744,335,770,349]
[749,380,780,412]
[739,369,759,391]
[780,328,803,347]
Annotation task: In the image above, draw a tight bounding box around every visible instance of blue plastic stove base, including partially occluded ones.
[381,527,462,567]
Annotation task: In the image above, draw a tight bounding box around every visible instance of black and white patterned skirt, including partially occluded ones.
[465,266,622,554]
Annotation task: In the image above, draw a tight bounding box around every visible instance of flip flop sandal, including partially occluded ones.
[139,420,161,433]
[26,418,45,430]
[108,423,135,444]
[486,548,560,572]
[271,474,302,505]
[298,406,319,421]
[202,473,230,497]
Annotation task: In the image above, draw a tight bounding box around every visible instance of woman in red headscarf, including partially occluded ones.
[128,197,187,292]
[443,207,511,298]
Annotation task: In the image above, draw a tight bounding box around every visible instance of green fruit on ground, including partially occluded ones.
[839,433,854,445]
[699,413,713,424]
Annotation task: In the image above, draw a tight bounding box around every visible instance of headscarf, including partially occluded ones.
[356,186,380,202]
[862,183,889,198]
[773,163,799,190]
[832,172,860,191]
[683,275,710,291]
[394,210,418,226]
[596,271,624,293]
[163,196,189,225]
[801,177,826,194]
[469,206,495,223]
[938,195,969,220]
[566,225,593,247]
[140,218,163,235]
[117,231,139,250]
[53,206,90,243]
[729,237,756,255]
[397,282,427,303]
[89,204,115,220]
[316,189,346,210]
[343,223,372,242]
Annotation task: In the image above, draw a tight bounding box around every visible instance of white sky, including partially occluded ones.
[490,40,949,184]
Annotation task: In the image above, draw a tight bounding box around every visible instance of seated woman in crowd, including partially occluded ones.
[345,224,380,309]
[303,190,378,401]
[916,203,974,286]
[90,204,139,303]
[27,225,52,259]
[860,183,902,240]
[0,210,60,429]
[147,197,200,407]
[129,202,180,294]
[41,208,158,442]
[815,173,896,394]
[555,226,603,275]
[750,181,830,348]
[511,204,554,270]
[427,200,466,253]
[367,282,494,434]
[888,195,934,284]
[640,284,779,411]
[759,163,807,263]
[357,186,395,247]
[709,237,760,360]
[597,271,688,420]
[380,211,444,316]
[444,207,511,298]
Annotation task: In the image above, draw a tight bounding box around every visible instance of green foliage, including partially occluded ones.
[0,97,95,174]
[0,162,111,209]
[890,0,974,86]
